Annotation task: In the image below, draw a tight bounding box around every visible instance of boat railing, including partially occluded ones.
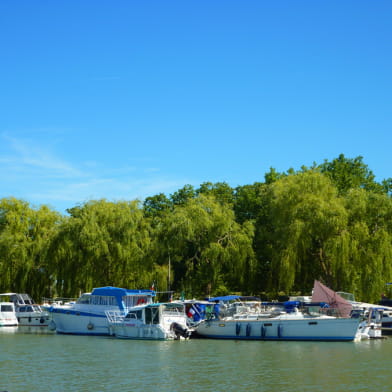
[105,310,126,324]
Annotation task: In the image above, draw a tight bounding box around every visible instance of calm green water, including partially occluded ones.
[1,327,391,392]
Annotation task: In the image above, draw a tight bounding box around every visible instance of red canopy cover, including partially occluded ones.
[311,280,353,318]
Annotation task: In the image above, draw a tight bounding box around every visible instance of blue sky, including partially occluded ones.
[1,1,391,214]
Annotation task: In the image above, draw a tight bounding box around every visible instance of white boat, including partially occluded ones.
[336,291,392,334]
[0,302,18,327]
[0,293,50,326]
[194,302,363,341]
[48,286,155,335]
[106,302,191,340]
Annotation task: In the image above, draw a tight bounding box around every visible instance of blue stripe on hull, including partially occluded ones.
[50,309,107,318]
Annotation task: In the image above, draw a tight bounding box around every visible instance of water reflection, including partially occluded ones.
[1,330,391,392]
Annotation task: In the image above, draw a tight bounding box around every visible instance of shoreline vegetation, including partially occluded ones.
[1,154,392,304]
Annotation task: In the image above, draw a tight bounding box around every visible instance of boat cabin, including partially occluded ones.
[125,303,186,325]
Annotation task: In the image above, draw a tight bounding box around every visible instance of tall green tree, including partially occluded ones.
[155,194,256,297]
[344,189,392,302]
[197,182,234,206]
[319,154,384,195]
[0,198,61,299]
[49,199,154,297]
[170,184,196,205]
[143,193,173,219]
[257,172,350,295]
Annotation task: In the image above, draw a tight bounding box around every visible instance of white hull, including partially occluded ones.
[111,324,176,340]
[195,316,361,341]
[107,303,191,340]
[0,318,18,327]
[50,306,117,335]
[0,302,18,327]
[17,312,50,326]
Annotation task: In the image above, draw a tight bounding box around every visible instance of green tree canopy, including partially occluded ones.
[155,194,256,297]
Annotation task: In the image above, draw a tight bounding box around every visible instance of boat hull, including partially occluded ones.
[110,324,174,340]
[17,313,51,326]
[195,317,360,341]
[49,308,110,335]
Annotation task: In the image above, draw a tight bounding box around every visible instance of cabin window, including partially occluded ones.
[89,295,117,306]
[145,308,160,324]
[77,294,91,305]
[1,305,14,312]
[126,310,143,320]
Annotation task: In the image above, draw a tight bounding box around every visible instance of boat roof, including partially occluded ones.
[91,286,156,297]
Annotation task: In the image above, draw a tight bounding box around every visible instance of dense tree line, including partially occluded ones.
[1,154,392,303]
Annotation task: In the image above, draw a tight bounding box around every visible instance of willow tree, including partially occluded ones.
[258,172,351,295]
[155,194,256,298]
[344,189,392,302]
[48,199,154,297]
[0,197,61,299]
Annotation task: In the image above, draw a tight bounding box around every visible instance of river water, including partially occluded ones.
[1,327,391,392]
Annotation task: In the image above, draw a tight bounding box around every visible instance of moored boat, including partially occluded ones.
[0,302,18,327]
[48,286,155,336]
[106,302,191,340]
[1,293,50,326]
[194,302,363,341]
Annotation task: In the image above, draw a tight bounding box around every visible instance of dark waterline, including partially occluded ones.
[1,327,391,392]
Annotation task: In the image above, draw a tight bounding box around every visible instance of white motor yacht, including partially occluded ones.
[48,286,155,335]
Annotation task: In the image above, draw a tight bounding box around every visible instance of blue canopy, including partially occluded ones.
[91,286,155,297]
[91,286,155,310]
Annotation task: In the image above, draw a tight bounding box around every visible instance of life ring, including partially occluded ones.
[137,298,146,305]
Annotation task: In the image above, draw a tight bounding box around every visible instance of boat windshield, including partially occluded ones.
[125,310,143,320]
[18,305,42,312]
[162,303,185,314]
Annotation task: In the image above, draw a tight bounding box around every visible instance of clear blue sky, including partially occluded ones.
[1,1,391,214]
